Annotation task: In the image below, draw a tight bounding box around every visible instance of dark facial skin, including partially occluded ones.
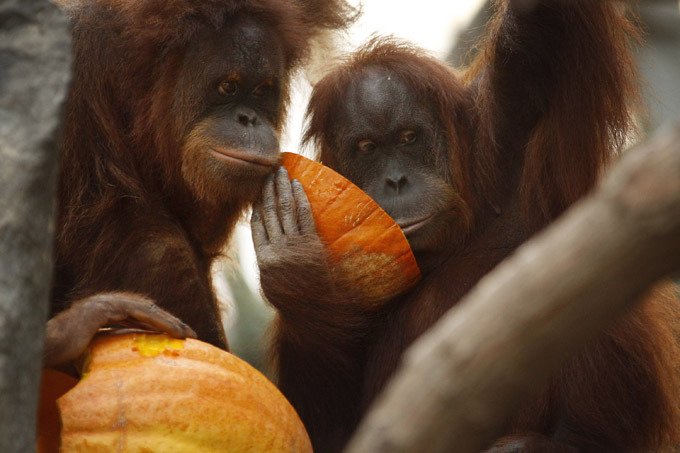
[330,68,468,270]
[178,17,285,203]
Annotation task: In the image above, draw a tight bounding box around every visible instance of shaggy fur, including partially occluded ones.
[51,0,355,348]
[270,2,680,452]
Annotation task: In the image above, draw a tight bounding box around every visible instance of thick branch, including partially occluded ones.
[345,119,680,453]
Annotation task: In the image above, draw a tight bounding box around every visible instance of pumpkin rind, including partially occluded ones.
[56,334,312,453]
[38,369,78,453]
[281,152,421,303]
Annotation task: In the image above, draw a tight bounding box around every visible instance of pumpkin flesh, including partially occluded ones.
[281,152,421,304]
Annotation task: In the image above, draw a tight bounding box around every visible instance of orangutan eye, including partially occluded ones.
[218,79,238,96]
[399,129,417,145]
[252,80,274,98]
[357,139,376,153]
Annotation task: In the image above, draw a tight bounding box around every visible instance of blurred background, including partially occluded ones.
[220,0,680,374]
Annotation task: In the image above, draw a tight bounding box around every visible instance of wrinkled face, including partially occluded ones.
[328,68,470,264]
[177,17,284,204]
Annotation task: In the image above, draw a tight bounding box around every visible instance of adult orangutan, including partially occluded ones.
[253,1,680,452]
[43,0,356,367]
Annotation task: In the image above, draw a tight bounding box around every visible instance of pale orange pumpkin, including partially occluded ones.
[39,333,311,453]
[281,152,421,304]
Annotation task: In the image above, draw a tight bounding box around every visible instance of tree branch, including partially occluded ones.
[345,119,680,453]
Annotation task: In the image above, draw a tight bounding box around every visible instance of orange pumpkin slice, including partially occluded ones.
[281,152,421,304]
[41,333,311,453]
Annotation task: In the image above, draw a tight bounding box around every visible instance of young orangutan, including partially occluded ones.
[253,1,680,452]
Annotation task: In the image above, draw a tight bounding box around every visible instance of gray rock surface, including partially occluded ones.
[0,0,71,450]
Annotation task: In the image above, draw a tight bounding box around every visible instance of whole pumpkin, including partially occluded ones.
[281,152,421,304]
[43,333,311,453]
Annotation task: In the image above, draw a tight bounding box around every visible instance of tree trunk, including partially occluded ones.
[0,1,71,451]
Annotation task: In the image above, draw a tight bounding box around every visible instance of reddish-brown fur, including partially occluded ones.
[50,0,355,350]
[275,1,680,451]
